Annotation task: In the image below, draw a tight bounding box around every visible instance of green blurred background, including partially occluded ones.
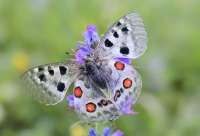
[0,0,200,136]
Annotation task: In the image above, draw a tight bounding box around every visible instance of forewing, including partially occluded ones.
[73,76,119,124]
[95,12,147,59]
[21,62,78,105]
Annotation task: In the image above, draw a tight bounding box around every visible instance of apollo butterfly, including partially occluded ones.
[21,12,147,124]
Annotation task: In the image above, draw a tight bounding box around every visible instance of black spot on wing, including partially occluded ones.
[113,32,119,38]
[100,99,108,106]
[97,102,102,107]
[105,39,113,47]
[114,90,121,101]
[59,66,67,75]
[116,90,121,97]
[116,22,122,27]
[48,69,54,76]
[38,74,46,82]
[38,67,44,72]
[120,88,124,93]
[120,47,129,55]
[121,27,129,33]
[57,82,65,92]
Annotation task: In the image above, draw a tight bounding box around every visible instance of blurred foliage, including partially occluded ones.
[0,0,200,136]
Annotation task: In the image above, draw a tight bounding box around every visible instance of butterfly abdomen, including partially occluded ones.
[85,61,107,89]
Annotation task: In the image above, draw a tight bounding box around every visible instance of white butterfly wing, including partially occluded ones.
[21,62,78,105]
[103,59,142,111]
[95,12,147,59]
[73,76,119,124]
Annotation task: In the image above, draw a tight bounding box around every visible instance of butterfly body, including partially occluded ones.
[21,12,147,124]
[82,60,107,89]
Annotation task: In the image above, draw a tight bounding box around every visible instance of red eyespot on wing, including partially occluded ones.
[114,61,125,70]
[86,103,96,113]
[116,90,121,97]
[100,99,108,106]
[74,86,83,98]
[123,78,132,88]
[113,90,121,101]
[114,95,118,101]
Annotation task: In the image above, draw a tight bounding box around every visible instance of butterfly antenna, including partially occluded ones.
[107,20,112,31]
[65,50,78,62]
[65,52,74,56]
[131,65,140,69]
[77,41,85,44]
[80,31,84,36]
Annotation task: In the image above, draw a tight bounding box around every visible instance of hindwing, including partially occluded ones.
[73,75,119,124]
[101,59,142,112]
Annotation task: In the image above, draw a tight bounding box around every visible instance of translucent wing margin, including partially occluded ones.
[95,12,147,59]
[21,62,78,105]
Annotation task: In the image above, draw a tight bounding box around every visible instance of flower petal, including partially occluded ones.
[77,44,91,54]
[101,127,111,136]
[89,128,97,136]
[86,25,98,31]
[114,57,132,64]
[84,25,99,48]
[112,130,123,136]
[66,95,74,107]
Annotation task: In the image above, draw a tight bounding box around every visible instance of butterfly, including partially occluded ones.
[21,12,147,124]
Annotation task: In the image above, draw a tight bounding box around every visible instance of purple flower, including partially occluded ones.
[84,25,99,48]
[77,44,91,54]
[66,95,74,107]
[120,108,138,115]
[75,25,99,63]
[89,128,97,136]
[75,51,85,63]
[112,130,123,136]
[102,127,111,136]
[89,127,123,136]
[114,57,132,64]
[75,44,91,63]
[119,98,138,115]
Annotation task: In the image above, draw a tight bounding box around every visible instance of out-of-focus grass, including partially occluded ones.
[0,0,200,136]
